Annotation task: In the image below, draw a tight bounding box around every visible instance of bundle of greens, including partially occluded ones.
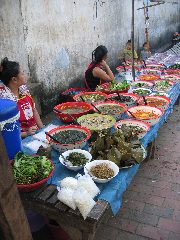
[12,152,53,184]
[90,130,145,168]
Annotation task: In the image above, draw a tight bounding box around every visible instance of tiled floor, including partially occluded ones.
[39,104,180,240]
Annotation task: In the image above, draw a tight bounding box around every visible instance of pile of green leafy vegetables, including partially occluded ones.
[12,152,53,184]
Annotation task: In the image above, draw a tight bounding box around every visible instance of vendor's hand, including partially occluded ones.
[27,126,38,136]
[100,60,108,68]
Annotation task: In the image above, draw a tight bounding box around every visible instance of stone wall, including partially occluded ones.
[0,0,179,113]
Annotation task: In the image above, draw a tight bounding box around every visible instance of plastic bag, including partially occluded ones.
[73,187,95,220]
[57,188,76,210]
[77,174,100,198]
[59,177,78,190]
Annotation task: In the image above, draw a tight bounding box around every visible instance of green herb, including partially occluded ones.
[65,152,88,166]
[13,152,52,184]
[109,80,130,91]
[133,89,150,95]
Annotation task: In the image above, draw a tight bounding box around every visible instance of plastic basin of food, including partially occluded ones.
[13,159,54,192]
[107,93,140,107]
[131,81,154,89]
[46,125,91,152]
[132,88,152,96]
[96,82,130,94]
[127,105,163,126]
[73,92,107,103]
[53,102,93,123]
[59,149,92,171]
[116,66,139,73]
[137,96,170,110]
[138,75,160,81]
[139,68,162,76]
[84,160,119,183]
[77,113,116,131]
[93,101,127,120]
[145,64,164,70]
[114,119,150,139]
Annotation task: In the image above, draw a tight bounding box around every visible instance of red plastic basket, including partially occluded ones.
[53,102,93,123]
[97,83,129,94]
[62,88,87,96]
[73,91,107,102]
[12,159,54,192]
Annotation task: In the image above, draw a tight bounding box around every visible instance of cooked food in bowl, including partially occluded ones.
[154,80,174,92]
[77,113,116,131]
[53,130,87,144]
[139,75,160,81]
[138,96,170,109]
[131,81,153,89]
[74,92,107,103]
[132,88,151,95]
[60,107,86,114]
[97,105,125,114]
[96,80,130,92]
[90,163,114,179]
[65,152,88,166]
[131,110,159,119]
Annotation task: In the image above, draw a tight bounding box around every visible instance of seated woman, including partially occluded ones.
[0,57,44,138]
[119,40,138,65]
[85,45,115,91]
[140,42,151,62]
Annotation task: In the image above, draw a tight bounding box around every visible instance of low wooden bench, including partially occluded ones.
[20,141,156,240]
[20,185,111,240]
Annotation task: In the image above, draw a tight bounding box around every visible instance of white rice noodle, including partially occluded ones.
[57,188,76,210]
[73,187,96,220]
[59,177,78,190]
[77,174,100,198]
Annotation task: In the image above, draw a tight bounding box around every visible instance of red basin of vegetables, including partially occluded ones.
[53,102,93,123]
[11,158,54,192]
[97,83,130,94]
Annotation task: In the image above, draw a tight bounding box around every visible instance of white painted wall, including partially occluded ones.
[0,0,179,111]
[0,0,29,73]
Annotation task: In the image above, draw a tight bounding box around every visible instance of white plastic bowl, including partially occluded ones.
[59,149,92,171]
[131,81,154,89]
[137,96,170,111]
[84,160,119,183]
[114,119,150,139]
[127,105,163,126]
[132,88,152,96]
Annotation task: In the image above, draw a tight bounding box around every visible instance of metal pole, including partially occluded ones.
[131,0,135,81]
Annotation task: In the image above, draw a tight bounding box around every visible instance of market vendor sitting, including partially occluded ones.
[85,45,115,91]
[0,57,44,138]
[140,42,151,62]
[119,39,138,65]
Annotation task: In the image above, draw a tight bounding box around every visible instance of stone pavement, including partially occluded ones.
[94,105,180,240]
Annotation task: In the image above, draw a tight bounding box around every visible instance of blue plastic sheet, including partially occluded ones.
[22,83,180,215]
